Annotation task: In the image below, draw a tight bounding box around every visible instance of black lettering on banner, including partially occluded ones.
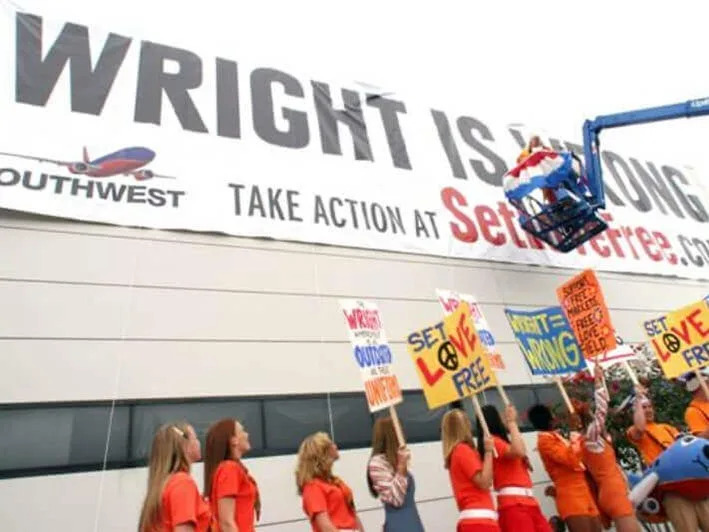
[508,128,526,149]
[366,96,412,169]
[229,183,245,215]
[456,116,508,187]
[15,13,132,114]
[678,235,704,266]
[215,58,241,139]
[431,110,466,179]
[662,165,709,223]
[22,170,47,190]
[549,138,566,152]
[0,168,20,185]
[49,175,71,193]
[630,159,684,218]
[134,41,208,132]
[127,186,146,203]
[602,150,652,212]
[96,181,126,201]
[71,178,94,197]
[329,197,346,227]
[313,195,329,225]
[414,210,430,238]
[251,68,309,149]
[148,188,167,207]
[564,141,625,206]
[312,81,373,161]
[692,238,709,263]
[286,190,303,222]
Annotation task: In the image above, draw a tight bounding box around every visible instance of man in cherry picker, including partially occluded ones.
[515,135,557,203]
[508,135,589,209]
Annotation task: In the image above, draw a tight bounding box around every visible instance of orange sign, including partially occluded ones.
[556,269,616,359]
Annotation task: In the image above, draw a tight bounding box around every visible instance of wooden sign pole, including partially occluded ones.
[470,394,498,458]
[555,376,575,414]
[624,361,639,387]
[388,404,406,448]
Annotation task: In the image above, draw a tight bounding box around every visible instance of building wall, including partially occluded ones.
[1,208,706,531]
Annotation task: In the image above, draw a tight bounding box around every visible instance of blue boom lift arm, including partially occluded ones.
[582,96,709,211]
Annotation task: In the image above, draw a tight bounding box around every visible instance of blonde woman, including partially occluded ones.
[442,409,499,532]
[138,422,211,532]
[295,432,364,532]
[204,418,260,532]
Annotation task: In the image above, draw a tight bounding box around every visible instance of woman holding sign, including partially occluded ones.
[367,417,424,531]
[580,365,639,532]
[477,404,551,532]
[296,432,365,532]
[442,409,499,532]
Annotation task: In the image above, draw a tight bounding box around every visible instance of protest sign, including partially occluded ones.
[643,299,709,379]
[407,302,496,409]
[436,289,506,370]
[340,299,403,412]
[557,270,617,358]
[505,306,587,376]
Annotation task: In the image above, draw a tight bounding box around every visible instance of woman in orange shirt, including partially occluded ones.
[580,365,639,532]
[442,408,499,532]
[477,404,551,532]
[528,404,601,532]
[204,418,260,532]
[295,431,364,532]
[138,422,211,532]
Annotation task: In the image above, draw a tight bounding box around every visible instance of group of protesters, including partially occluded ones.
[137,365,709,532]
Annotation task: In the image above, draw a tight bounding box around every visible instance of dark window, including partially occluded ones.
[0,405,129,472]
[0,384,557,478]
[131,400,263,462]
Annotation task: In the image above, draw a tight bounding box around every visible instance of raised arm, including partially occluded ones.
[538,433,584,471]
[628,386,648,440]
[367,452,409,508]
[504,404,527,457]
[473,437,495,490]
[585,365,609,445]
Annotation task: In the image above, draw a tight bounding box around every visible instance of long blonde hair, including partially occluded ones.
[441,409,475,469]
[295,432,336,494]
[138,422,192,532]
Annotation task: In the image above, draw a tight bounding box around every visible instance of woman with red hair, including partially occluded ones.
[204,419,260,532]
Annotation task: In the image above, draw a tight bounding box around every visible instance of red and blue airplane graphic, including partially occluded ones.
[0,147,176,181]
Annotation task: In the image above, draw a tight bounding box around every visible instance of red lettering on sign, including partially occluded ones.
[687,309,709,339]
[416,357,444,385]
[440,298,458,314]
[343,308,381,330]
[449,312,476,358]
[652,338,671,362]
[670,320,691,344]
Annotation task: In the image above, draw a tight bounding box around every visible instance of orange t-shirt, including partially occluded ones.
[153,471,211,532]
[210,460,258,532]
[448,443,496,523]
[626,423,679,466]
[492,436,536,508]
[301,478,357,532]
[685,398,709,435]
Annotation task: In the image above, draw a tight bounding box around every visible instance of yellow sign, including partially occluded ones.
[406,302,497,409]
[643,299,709,379]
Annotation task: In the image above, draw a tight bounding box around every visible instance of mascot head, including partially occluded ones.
[629,435,709,514]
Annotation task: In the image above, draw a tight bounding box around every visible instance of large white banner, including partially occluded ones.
[1,10,709,280]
